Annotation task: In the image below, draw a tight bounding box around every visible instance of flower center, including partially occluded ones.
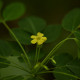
[37,36,41,40]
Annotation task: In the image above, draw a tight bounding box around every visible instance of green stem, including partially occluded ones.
[41,38,75,65]
[36,38,76,72]
[21,54,31,69]
[35,45,41,65]
[2,20,31,67]
[35,44,38,64]
[35,45,40,64]
[36,46,41,63]
[67,26,79,38]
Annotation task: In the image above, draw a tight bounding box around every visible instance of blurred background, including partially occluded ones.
[0,0,80,57]
[1,0,80,24]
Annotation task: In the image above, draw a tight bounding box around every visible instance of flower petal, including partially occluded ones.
[37,40,44,45]
[42,37,47,41]
[31,39,37,44]
[31,35,37,39]
[37,32,44,37]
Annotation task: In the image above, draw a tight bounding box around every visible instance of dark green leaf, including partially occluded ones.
[53,53,80,80]
[12,28,31,45]
[0,56,29,79]
[9,42,23,54]
[0,40,21,56]
[67,59,80,78]
[10,76,23,80]
[1,76,24,80]
[74,30,80,40]
[54,53,73,66]
[62,8,80,32]
[54,67,77,80]
[74,32,80,58]
[3,2,25,21]
[28,50,45,65]
[43,25,62,43]
[0,57,10,68]
[27,77,41,80]
[18,16,46,34]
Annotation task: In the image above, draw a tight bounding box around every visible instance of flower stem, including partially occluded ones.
[35,44,38,64]
[36,38,76,72]
[36,45,41,63]
[35,45,41,64]
[41,38,75,65]
[2,20,31,67]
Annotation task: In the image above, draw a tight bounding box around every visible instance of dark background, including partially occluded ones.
[2,0,80,24]
[0,0,80,57]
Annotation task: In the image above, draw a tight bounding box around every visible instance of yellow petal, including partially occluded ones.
[31,39,37,44]
[42,37,47,41]
[31,35,37,39]
[37,40,43,45]
[37,32,44,37]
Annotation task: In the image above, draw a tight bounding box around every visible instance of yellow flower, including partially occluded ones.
[31,32,47,45]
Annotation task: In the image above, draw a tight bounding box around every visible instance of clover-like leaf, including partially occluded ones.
[0,56,30,79]
[54,67,77,80]
[1,76,24,80]
[18,16,46,34]
[53,53,80,80]
[3,2,25,21]
[0,57,10,68]
[11,28,31,45]
[43,25,62,43]
[66,59,80,78]
[53,53,73,66]
[74,30,80,40]
[0,40,21,56]
[62,8,80,32]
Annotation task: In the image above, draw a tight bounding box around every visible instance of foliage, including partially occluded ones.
[0,1,80,80]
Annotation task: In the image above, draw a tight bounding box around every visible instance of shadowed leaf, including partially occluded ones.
[18,16,46,34]
[3,2,25,21]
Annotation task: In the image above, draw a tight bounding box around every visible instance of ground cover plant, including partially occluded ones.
[0,1,80,80]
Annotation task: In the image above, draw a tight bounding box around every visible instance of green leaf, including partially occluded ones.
[54,67,77,80]
[67,59,80,78]
[3,2,25,21]
[53,53,80,80]
[11,28,31,45]
[1,76,24,80]
[43,25,62,43]
[9,42,23,54]
[0,40,21,56]
[54,53,73,66]
[74,30,80,40]
[74,31,80,58]
[0,57,10,68]
[18,16,46,34]
[27,77,41,80]
[0,56,29,79]
[28,50,45,66]
[62,8,80,32]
